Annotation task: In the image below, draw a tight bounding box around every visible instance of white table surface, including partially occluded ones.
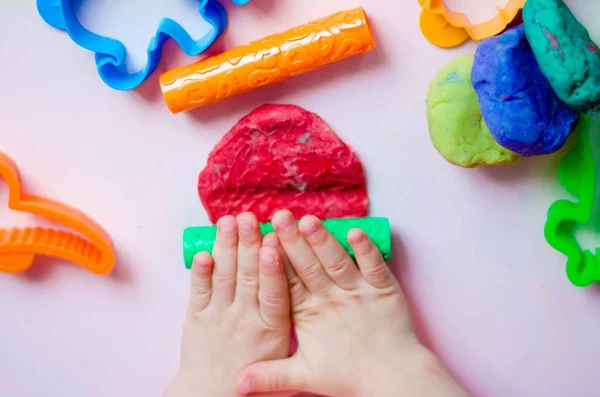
[2,0,600,396]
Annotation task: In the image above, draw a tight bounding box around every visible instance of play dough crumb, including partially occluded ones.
[426,55,521,168]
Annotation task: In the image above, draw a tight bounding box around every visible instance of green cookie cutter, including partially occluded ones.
[183,217,392,269]
[544,114,600,286]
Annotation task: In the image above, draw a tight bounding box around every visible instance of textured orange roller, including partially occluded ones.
[0,153,115,275]
[160,7,376,113]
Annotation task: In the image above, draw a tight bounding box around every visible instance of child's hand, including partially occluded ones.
[237,210,468,397]
[164,213,292,397]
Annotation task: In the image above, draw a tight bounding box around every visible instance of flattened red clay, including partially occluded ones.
[198,104,368,223]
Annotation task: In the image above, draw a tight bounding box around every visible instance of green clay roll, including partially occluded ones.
[183,217,392,269]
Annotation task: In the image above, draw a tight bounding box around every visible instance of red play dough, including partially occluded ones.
[198,104,368,223]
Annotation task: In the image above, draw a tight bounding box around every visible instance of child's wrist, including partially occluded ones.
[164,371,227,397]
[162,372,194,397]
[355,344,445,397]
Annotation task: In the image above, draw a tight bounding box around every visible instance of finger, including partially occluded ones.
[272,210,332,295]
[235,212,261,306]
[188,252,213,312]
[258,246,290,327]
[263,232,309,306]
[237,357,309,395]
[348,229,395,289]
[299,216,361,290]
[211,215,238,307]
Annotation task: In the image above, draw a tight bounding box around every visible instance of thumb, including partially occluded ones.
[236,357,308,395]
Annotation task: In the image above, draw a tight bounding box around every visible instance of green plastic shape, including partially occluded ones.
[544,114,600,286]
[183,217,392,269]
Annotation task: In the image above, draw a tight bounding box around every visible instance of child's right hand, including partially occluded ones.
[237,210,468,397]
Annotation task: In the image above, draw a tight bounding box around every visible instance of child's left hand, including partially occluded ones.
[163,213,292,397]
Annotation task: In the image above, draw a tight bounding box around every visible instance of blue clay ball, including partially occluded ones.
[471,24,578,157]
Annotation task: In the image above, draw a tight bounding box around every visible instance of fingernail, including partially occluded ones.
[238,220,253,236]
[261,249,276,265]
[193,252,212,274]
[240,377,255,394]
[302,222,320,237]
[218,220,236,236]
[263,234,279,248]
[274,212,293,231]
[348,229,366,244]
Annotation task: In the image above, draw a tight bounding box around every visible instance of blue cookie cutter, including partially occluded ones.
[36,0,251,90]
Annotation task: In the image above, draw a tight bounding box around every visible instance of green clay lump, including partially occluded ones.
[426,55,521,168]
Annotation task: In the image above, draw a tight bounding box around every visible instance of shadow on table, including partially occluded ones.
[185,21,388,123]
[387,232,438,349]
[20,246,133,284]
[475,135,572,186]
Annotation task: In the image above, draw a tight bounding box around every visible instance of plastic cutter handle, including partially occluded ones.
[183,217,392,269]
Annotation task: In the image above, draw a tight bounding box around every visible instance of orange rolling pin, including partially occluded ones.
[160,7,376,113]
